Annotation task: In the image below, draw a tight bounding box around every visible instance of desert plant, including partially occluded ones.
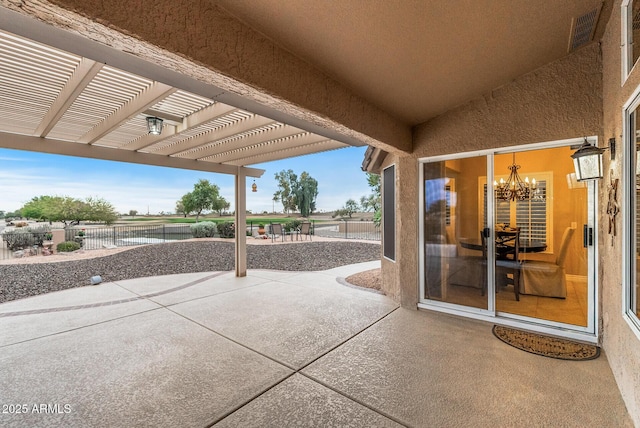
[14,221,28,228]
[27,224,52,246]
[2,229,37,250]
[57,241,81,252]
[190,221,218,238]
[217,221,235,238]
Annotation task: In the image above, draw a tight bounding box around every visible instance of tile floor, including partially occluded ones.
[0,261,632,427]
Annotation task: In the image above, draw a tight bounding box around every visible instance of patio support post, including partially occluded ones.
[235,171,247,277]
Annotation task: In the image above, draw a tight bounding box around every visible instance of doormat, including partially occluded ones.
[492,325,600,361]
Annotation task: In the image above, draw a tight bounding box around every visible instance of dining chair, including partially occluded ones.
[495,228,521,301]
[520,226,575,298]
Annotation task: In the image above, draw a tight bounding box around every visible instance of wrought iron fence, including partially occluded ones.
[66,224,193,250]
[313,220,380,241]
[0,220,380,260]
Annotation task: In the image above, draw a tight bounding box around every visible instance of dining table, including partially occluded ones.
[459,238,547,259]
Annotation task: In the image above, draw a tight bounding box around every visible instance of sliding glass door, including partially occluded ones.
[421,144,595,334]
[422,155,488,310]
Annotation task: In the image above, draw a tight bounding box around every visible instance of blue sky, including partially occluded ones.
[0,146,372,215]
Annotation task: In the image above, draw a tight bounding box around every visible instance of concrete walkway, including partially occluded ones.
[0,262,632,427]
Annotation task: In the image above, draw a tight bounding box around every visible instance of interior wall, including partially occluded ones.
[601,2,640,425]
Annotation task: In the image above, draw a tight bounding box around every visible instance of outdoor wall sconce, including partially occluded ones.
[251,180,257,192]
[146,116,163,135]
[571,138,614,181]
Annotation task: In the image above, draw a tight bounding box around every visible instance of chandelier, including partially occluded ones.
[494,153,536,201]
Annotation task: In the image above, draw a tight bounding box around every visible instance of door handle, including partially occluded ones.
[583,225,593,247]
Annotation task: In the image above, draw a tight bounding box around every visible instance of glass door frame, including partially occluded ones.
[418,138,598,342]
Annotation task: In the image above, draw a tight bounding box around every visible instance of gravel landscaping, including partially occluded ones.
[0,240,380,303]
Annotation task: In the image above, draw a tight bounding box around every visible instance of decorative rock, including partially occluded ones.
[90,275,102,285]
[13,250,24,258]
[0,241,380,303]
[102,244,118,249]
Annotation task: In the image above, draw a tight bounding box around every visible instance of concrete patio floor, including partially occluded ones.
[0,261,632,427]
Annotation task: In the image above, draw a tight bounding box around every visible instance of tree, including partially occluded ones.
[175,199,188,218]
[178,179,226,222]
[361,172,381,225]
[274,169,298,215]
[19,195,118,225]
[211,195,229,216]
[332,199,359,219]
[360,194,380,212]
[128,210,138,217]
[294,172,318,217]
[274,169,319,216]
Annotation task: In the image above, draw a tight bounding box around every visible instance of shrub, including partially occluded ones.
[190,221,218,238]
[27,224,52,246]
[2,229,36,250]
[283,219,302,232]
[217,221,235,238]
[14,221,28,228]
[57,241,81,252]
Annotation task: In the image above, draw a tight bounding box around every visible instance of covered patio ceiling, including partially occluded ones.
[0,28,355,178]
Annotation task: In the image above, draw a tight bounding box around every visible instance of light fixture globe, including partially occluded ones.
[571,140,604,181]
[146,116,163,135]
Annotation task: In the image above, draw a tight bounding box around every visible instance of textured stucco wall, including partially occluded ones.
[414,43,603,157]
[0,0,411,154]
[601,2,640,424]
[385,43,603,309]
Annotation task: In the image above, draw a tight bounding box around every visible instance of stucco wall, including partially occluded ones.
[413,43,603,157]
[385,43,603,308]
[601,2,640,424]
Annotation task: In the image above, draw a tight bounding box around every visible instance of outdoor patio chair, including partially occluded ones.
[299,222,312,241]
[270,223,285,242]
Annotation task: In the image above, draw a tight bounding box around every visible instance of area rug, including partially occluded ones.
[492,325,600,360]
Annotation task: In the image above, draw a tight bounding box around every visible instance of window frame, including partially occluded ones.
[478,172,554,253]
[623,83,640,338]
[623,0,638,84]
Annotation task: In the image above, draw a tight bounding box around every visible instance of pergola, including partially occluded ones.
[0,10,362,276]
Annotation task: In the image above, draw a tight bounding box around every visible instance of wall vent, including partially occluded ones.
[568,5,602,52]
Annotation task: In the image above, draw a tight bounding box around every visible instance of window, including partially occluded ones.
[383,165,396,261]
[481,174,552,249]
[622,0,640,82]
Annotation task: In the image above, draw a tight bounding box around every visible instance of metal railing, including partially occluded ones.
[313,220,380,241]
[0,220,381,260]
[66,224,193,250]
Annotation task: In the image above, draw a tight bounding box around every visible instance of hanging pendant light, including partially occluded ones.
[571,138,604,181]
[251,180,257,192]
[146,117,163,135]
[493,153,536,201]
